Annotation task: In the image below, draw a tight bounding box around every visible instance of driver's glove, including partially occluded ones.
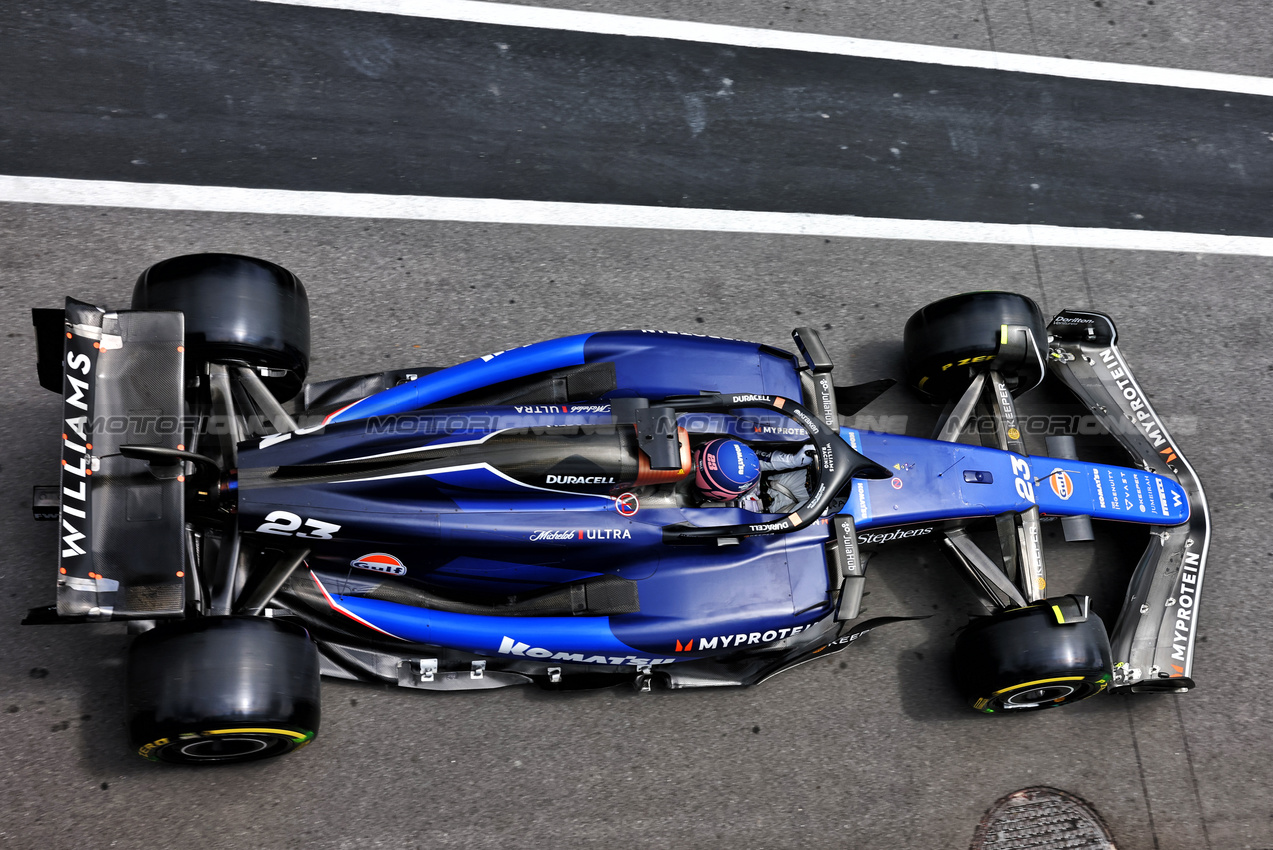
[757,444,816,472]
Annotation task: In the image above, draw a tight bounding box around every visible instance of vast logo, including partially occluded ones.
[351,553,407,576]
[1049,470,1074,500]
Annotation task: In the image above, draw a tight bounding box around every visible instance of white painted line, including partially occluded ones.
[254,0,1273,96]
[3,175,1271,256]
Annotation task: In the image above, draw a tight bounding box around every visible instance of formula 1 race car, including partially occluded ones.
[26,254,1210,764]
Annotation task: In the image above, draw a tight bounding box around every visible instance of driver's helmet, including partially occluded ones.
[694,438,760,500]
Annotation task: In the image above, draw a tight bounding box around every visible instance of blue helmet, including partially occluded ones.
[694,438,760,500]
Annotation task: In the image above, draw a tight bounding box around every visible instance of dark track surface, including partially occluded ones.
[4,0,1273,233]
[2,2,1272,849]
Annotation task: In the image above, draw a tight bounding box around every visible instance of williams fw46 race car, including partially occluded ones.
[26,254,1210,765]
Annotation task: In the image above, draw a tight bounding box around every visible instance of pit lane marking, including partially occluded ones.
[253,0,1273,96]
[5,176,1273,257]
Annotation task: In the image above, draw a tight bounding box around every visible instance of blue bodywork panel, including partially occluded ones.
[235,329,1187,664]
[1031,458,1187,523]
[325,331,803,426]
[839,429,1187,528]
[314,516,831,661]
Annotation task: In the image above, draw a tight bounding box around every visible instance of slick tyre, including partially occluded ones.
[954,605,1112,713]
[903,291,1047,402]
[132,253,310,401]
[128,616,321,765]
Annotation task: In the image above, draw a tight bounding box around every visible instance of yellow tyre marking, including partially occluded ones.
[137,737,170,759]
[138,728,313,760]
[992,676,1087,697]
[1000,324,1008,345]
[1051,604,1065,623]
[204,728,311,740]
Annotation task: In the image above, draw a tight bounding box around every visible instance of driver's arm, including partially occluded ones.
[757,445,816,473]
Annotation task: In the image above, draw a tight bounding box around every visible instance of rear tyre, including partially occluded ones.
[132,253,310,401]
[128,616,321,764]
[954,604,1112,713]
[903,291,1046,402]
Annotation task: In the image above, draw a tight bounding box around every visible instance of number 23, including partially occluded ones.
[255,510,342,539]
[1010,457,1036,502]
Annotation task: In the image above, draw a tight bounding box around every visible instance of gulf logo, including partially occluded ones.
[1048,471,1075,501]
[351,553,407,576]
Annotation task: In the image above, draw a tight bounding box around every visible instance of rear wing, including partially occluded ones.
[1047,310,1210,692]
[32,299,188,622]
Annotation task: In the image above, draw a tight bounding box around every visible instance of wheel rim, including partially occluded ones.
[142,728,313,764]
[1004,684,1077,707]
[178,736,273,760]
[971,673,1109,712]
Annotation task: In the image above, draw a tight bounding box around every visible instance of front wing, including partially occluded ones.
[1047,310,1210,692]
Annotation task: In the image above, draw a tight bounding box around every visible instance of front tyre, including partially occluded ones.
[953,604,1112,713]
[128,616,321,765]
[903,291,1047,402]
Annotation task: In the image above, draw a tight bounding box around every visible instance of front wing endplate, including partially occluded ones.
[1047,310,1210,692]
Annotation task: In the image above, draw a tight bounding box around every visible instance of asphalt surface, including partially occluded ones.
[2,2,1272,849]
[7,0,1272,232]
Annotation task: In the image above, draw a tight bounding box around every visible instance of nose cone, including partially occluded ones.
[1161,476,1190,524]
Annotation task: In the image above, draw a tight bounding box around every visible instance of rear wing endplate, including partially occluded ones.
[42,299,188,622]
